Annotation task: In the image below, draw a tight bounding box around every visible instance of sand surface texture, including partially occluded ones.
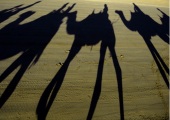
[0,0,169,120]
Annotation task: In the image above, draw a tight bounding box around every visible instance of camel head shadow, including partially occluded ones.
[115,3,169,44]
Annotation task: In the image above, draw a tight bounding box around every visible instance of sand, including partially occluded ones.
[0,0,169,120]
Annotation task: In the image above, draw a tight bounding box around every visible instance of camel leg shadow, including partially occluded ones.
[144,38,169,88]
[87,39,124,120]
[36,37,82,120]
[87,42,107,120]
[108,42,124,120]
[0,50,36,108]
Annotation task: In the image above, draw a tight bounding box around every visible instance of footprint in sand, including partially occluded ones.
[65,50,70,53]
[56,62,63,66]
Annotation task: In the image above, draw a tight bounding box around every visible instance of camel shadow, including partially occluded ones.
[0,1,41,23]
[0,3,75,108]
[115,3,169,88]
[157,8,169,36]
[36,4,124,120]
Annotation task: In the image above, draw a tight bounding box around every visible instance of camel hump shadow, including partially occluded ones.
[67,4,115,46]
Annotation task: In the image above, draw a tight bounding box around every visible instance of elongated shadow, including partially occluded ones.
[115,3,169,88]
[36,34,81,120]
[87,5,123,120]
[37,4,124,120]
[0,1,41,23]
[0,3,75,108]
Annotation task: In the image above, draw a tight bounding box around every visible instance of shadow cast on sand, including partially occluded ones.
[36,4,124,120]
[115,3,169,88]
[157,8,169,36]
[0,3,75,108]
[0,1,41,23]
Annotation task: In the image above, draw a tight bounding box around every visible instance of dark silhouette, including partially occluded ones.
[157,8,169,36]
[115,3,169,88]
[0,3,75,108]
[37,4,124,120]
[0,1,41,23]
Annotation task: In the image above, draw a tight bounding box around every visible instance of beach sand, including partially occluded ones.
[0,0,169,119]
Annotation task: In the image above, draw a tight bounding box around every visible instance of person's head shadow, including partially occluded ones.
[67,4,112,46]
[115,3,169,88]
[0,3,76,109]
[37,4,124,120]
[0,1,41,23]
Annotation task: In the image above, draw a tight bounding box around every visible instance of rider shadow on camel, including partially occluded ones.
[115,3,169,88]
[37,4,124,120]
